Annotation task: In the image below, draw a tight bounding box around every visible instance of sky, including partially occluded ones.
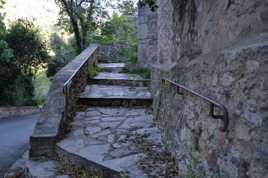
[3,0,60,32]
[2,0,138,32]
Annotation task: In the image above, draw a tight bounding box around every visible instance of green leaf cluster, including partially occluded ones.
[0,16,50,106]
[47,33,77,77]
[139,0,158,11]
[0,40,13,62]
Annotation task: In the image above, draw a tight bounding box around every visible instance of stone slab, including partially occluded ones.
[97,63,126,73]
[93,72,144,80]
[90,72,150,87]
[78,85,152,107]
[80,85,152,99]
[57,107,177,178]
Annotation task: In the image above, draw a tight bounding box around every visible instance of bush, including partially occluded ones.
[0,19,49,106]
[4,19,49,74]
[122,44,138,64]
[47,33,77,77]
[122,67,151,79]
[88,65,101,78]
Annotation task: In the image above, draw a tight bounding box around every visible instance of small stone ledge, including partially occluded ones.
[0,106,41,119]
[56,146,121,178]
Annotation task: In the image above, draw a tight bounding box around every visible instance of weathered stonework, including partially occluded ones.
[0,106,40,119]
[138,4,158,67]
[30,45,99,159]
[142,0,268,177]
[98,43,126,63]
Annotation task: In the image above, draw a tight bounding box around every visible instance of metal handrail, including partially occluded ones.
[162,78,229,132]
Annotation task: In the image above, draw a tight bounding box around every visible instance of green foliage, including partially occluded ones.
[122,67,151,79]
[118,0,137,16]
[122,45,137,64]
[0,40,13,62]
[34,71,51,106]
[88,64,101,78]
[90,12,138,63]
[0,18,49,106]
[55,0,108,52]
[47,33,76,77]
[4,19,49,75]
[0,73,35,106]
[139,0,158,11]
[100,13,137,44]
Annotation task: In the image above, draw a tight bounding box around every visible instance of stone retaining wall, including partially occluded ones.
[138,4,158,68]
[0,106,40,119]
[140,0,268,177]
[30,44,99,159]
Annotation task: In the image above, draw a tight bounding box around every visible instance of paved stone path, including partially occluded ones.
[57,63,178,177]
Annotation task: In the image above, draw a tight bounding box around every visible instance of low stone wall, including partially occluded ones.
[0,106,40,119]
[98,43,126,62]
[30,44,99,159]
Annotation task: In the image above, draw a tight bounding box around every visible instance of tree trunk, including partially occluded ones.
[70,16,83,53]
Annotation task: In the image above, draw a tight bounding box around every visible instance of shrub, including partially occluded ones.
[0,19,49,106]
[88,65,101,78]
[47,33,76,77]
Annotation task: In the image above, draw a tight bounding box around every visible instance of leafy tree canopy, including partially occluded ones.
[0,18,49,106]
[118,0,137,16]
[4,19,49,75]
[139,0,158,11]
[55,0,108,52]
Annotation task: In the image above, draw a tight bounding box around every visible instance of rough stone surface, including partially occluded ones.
[4,152,68,178]
[138,4,158,68]
[57,107,177,178]
[139,0,268,178]
[93,72,144,81]
[80,85,152,99]
[30,45,99,159]
[98,43,127,63]
[55,60,177,177]
[140,0,268,178]
[90,72,150,87]
[78,85,152,107]
[0,107,41,119]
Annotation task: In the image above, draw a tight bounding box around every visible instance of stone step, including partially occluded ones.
[97,63,126,73]
[56,107,175,178]
[89,72,150,87]
[78,85,152,107]
[98,58,126,64]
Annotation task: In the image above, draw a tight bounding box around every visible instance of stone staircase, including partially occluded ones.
[55,62,178,177]
[5,59,178,178]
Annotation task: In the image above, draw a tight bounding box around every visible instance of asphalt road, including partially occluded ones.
[0,114,38,177]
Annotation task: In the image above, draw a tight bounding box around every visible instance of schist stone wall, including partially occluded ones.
[137,3,158,68]
[139,0,268,178]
